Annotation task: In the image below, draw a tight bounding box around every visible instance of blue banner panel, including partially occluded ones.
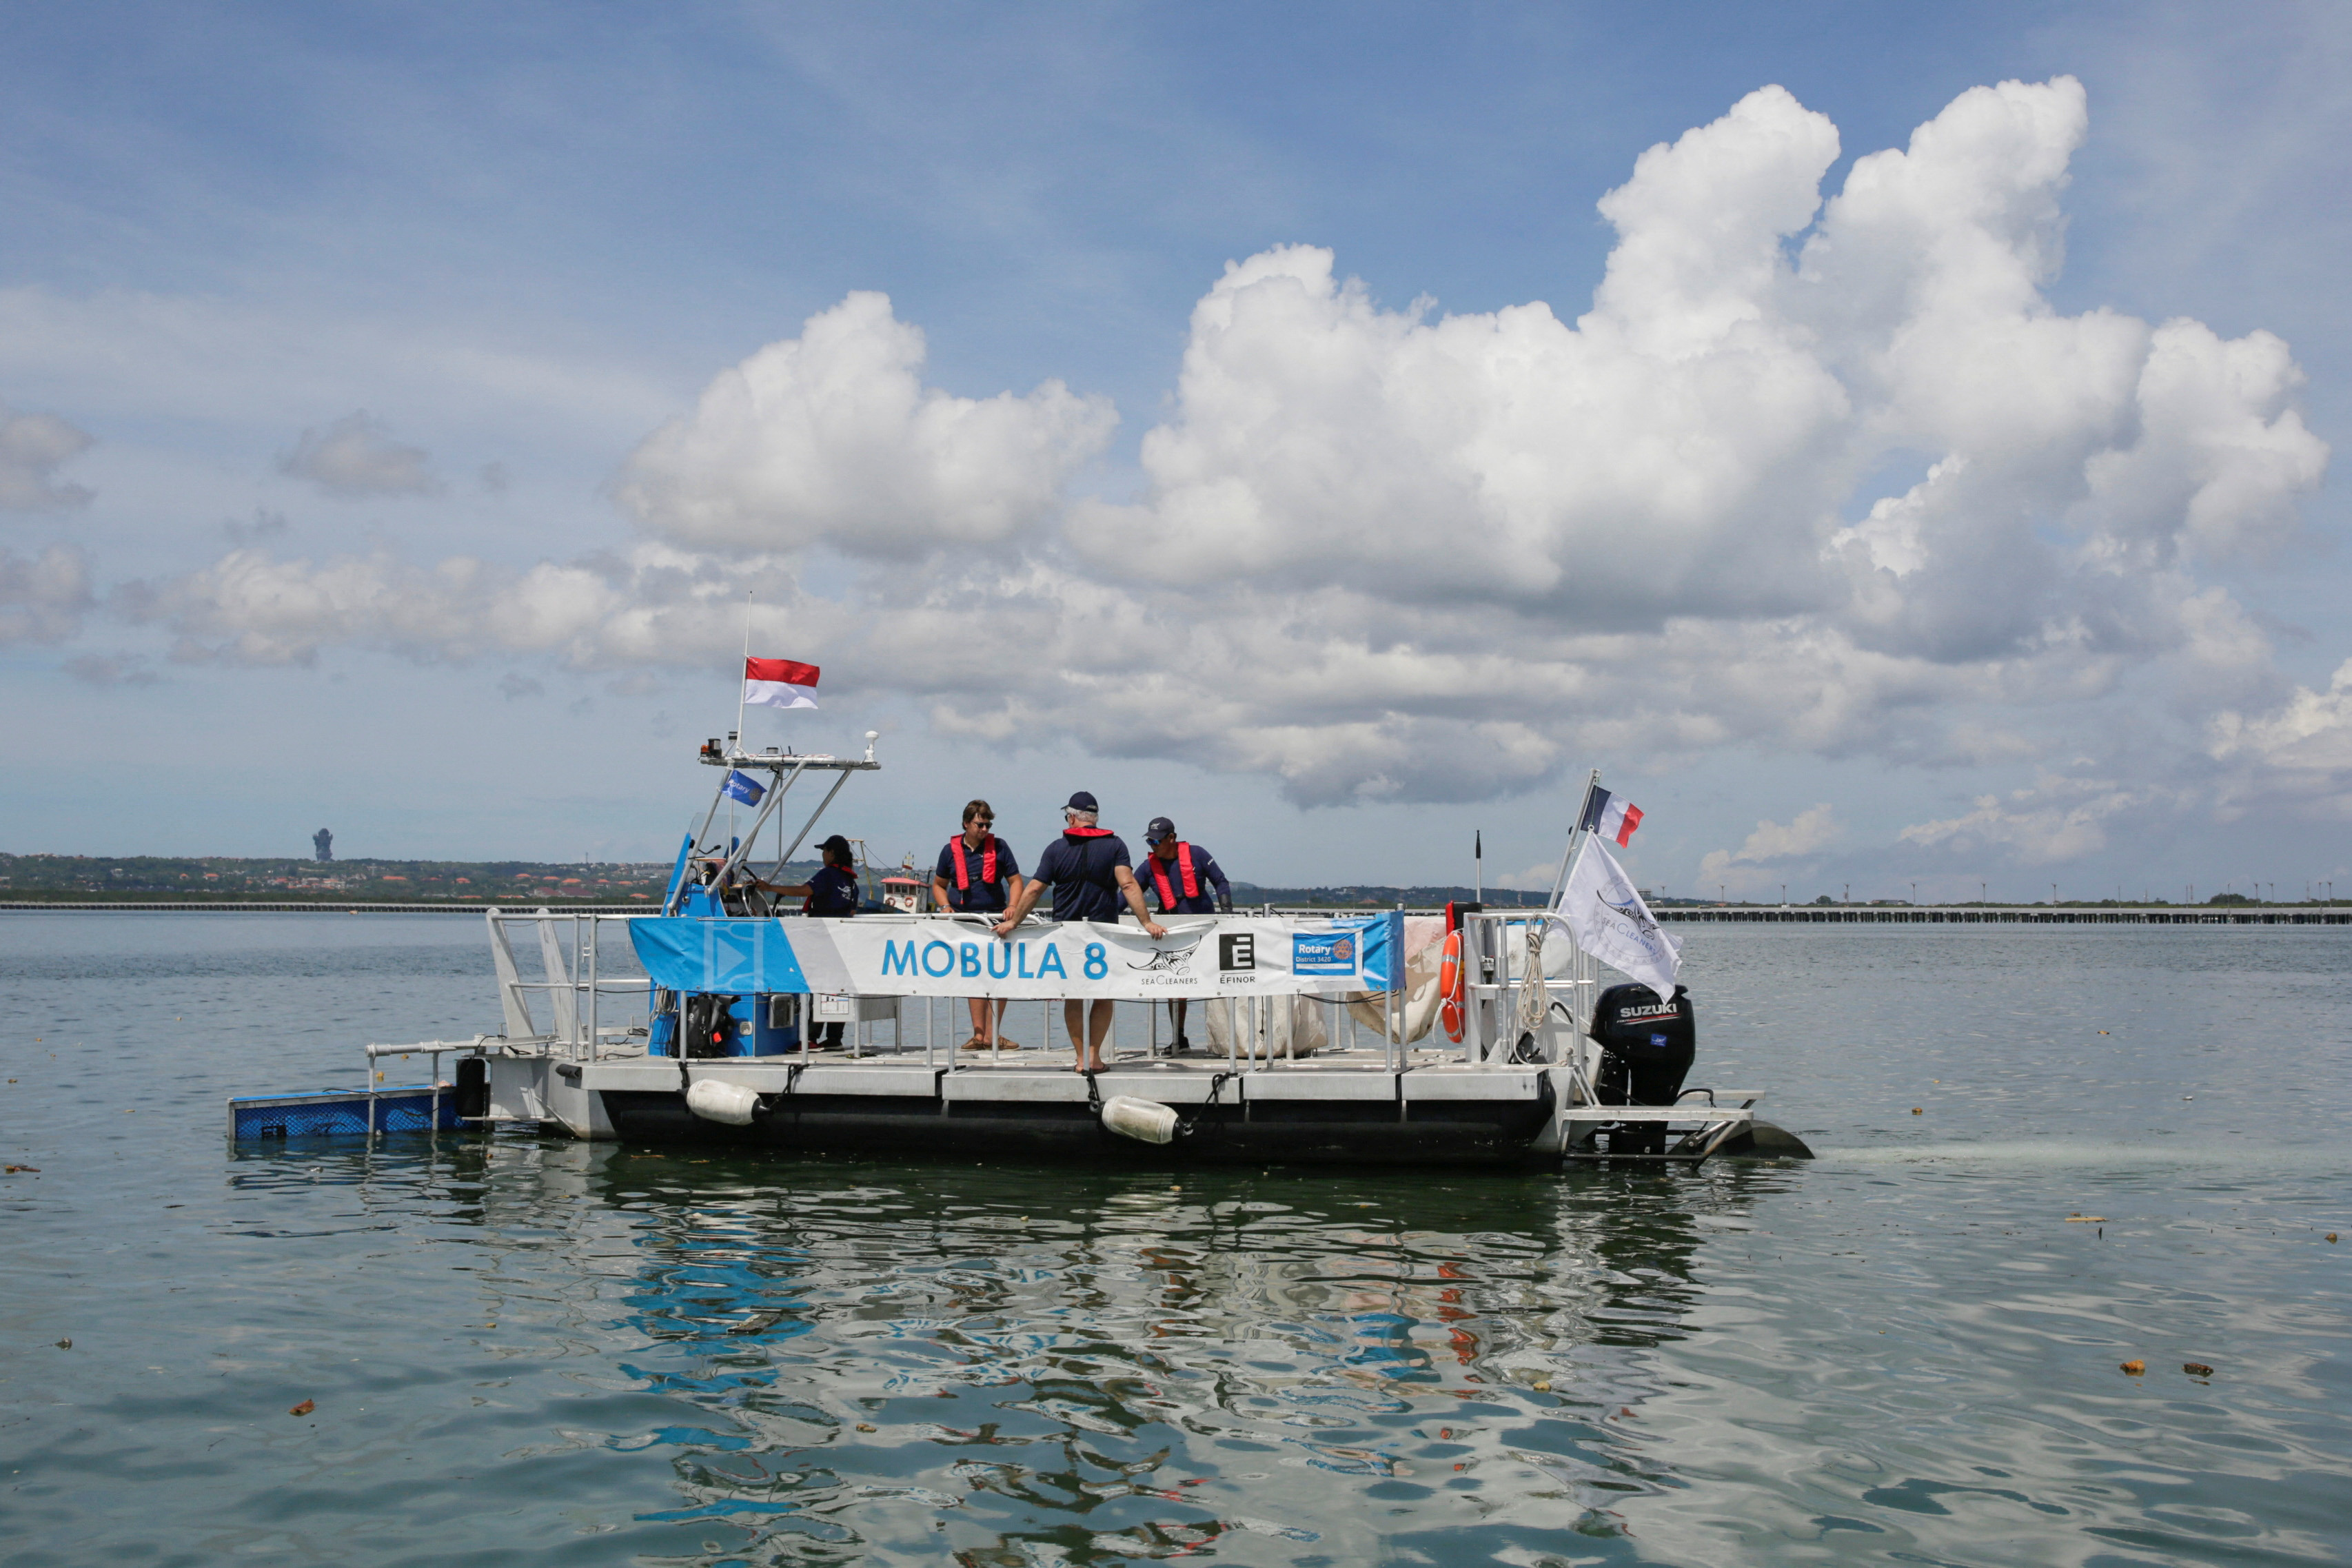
[629,917,811,995]
[1354,910,1404,990]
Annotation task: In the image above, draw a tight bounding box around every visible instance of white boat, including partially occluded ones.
[230,731,1811,1167]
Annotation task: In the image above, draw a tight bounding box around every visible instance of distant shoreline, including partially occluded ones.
[5,899,2346,926]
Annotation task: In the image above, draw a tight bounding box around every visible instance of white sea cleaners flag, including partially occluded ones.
[1558,835,1683,1000]
[743,657,820,710]
[1577,785,1643,847]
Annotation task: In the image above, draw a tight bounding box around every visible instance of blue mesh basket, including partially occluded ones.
[227,1085,462,1140]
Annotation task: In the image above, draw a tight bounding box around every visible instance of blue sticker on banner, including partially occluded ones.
[1291,933,1358,977]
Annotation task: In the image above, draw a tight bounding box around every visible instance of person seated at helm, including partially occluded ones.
[1138,817,1231,1053]
[800,835,862,917]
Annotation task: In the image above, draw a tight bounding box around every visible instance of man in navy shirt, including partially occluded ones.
[931,798,1025,1051]
[1138,817,1232,1052]
[993,791,1164,1072]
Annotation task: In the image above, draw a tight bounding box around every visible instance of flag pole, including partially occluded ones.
[1545,768,1602,910]
[732,590,751,756]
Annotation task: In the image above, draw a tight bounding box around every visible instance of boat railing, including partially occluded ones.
[1450,907,1599,1100]
[465,907,1477,1081]
[485,908,659,1063]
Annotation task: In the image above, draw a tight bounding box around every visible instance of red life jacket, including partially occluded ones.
[948,833,1000,890]
[1147,842,1199,910]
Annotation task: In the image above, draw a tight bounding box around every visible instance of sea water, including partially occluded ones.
[1,915,2346,1566]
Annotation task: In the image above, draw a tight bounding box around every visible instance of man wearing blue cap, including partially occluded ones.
[1138,816,1232,1053]
[994,791,1164,1072]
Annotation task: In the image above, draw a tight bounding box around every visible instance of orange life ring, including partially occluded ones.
[1439,930,1466,1041]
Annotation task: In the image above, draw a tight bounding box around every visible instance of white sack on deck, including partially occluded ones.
[1345,915,1446,1043]
[1203,994,1330,1057]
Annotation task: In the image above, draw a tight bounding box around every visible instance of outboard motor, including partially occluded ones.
[1589,982,1695,1154]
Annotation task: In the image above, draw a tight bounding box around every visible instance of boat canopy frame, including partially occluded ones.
[665,736,880,915]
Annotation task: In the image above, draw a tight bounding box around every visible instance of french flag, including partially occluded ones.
[1579,785,1643,848]
[744,657,820,711]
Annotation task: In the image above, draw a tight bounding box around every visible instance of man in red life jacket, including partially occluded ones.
[1139,816,1232,1053]
[930,798,1026,1051]
[993,791,1165,1072]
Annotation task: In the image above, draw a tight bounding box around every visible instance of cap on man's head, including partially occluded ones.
[1144,817,1176,844]
[817,833,851,857]
[1064,791,1099,813]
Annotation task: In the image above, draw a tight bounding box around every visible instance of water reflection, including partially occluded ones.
[148,918,2352,1566]
[540,1148,1785,1562]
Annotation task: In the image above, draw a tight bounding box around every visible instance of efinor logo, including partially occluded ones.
[1290,933,1357,977]
[1219,933,1255,972]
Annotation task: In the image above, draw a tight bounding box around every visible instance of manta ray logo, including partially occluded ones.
[1126,937,1202,973]
[1597,888,1661,944]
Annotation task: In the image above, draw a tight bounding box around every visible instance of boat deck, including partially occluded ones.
[538,1045,1772,1165]
[576,1043,1552,1101]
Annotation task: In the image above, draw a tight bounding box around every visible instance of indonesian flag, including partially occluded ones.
[1578,784,1643,847]
[744,657,820,710]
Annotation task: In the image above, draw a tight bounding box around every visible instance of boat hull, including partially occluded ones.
[598,1088,1555,1167]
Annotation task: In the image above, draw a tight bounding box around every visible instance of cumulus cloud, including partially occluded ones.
[121,540,853,673]
[0,542,92,644]
[2208,661,2352,819]
[1697,805,1839,893]
[615,292,1116,557]
[278,411,443,497]
[128,77,2339,844]
[0,400,94,511]
[1068,83,1855,621]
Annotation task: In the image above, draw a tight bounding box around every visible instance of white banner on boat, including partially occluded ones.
[802,916,1387,1001]
[1557,837,1683,999]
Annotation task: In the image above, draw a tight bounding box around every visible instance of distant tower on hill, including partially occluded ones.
[313,828,334,862]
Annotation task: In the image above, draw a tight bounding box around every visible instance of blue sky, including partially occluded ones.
[3,2,2349,901]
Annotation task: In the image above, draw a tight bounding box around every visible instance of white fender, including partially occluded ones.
[685,1079,760,1126]
[1100,1094,1178,1145]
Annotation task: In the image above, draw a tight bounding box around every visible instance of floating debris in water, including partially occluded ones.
[289,1398,315,1416]
[1912,1108,1923,1115]
[729,1309,789,1335]
[2328,1233,2338,1243]
[2183,1363,2215,1378]
[2119,1360,2145,1376]
[54,1338,70,1350]
[2066,1216,2106,1223]
[856,1423,876,1432]
[3,1165,38,1174]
